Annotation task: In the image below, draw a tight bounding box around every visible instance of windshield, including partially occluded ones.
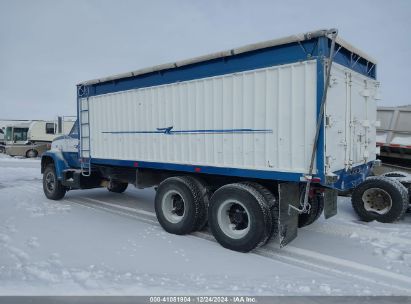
[69,120,79,138]
[11,127,29,142]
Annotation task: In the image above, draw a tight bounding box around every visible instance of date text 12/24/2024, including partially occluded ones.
[149,296,257,303]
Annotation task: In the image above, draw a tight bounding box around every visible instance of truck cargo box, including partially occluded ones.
[77,29,379,191]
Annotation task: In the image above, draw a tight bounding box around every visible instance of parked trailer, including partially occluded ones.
[376,105,411,165]
[42,29,385,251]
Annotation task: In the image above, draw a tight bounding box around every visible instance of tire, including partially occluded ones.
[26,149,38,158]
[188,177,210,231]
[240,182,279,244]
[298,189,325,228]
[43,164,66,200]
[388,178,410,217]
[381,171,409,178]
[154,176,207,235]
[107,181,128,193]
[351,176,408,223]
[208,183,273,252]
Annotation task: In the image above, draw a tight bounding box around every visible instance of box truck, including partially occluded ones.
[41,29,392,251]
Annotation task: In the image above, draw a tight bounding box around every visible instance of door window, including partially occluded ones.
[46,123,55,134]
[5,127,12,141]
[13,128,29,141]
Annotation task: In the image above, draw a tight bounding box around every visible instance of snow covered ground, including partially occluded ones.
[1,153,411,296]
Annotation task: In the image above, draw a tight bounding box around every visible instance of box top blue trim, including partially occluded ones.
[78,35,376,98]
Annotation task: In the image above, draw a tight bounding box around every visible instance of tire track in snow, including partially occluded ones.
[304,221,411,246]
[20,182,411,293]
[63,195,411,294]
[282,245,411,285]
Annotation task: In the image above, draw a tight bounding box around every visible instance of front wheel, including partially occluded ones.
[26,149,38,158]
[43,165,66,200]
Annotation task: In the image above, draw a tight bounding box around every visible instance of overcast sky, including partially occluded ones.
[0,0,410,120]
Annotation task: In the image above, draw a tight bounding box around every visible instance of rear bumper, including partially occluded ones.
[331,161,374,191]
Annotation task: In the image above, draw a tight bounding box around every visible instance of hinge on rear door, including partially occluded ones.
[325,155,332,173]
[325,115,332,128]
[361,120,370,128]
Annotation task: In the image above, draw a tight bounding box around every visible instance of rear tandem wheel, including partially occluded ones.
[208,182,277,252]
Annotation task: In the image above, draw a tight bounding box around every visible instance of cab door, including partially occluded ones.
[62,120,81,168]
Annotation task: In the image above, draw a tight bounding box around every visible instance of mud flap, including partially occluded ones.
[324,188,338,219]
[278,183,300,247]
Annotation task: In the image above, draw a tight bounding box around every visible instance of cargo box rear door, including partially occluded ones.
[325,64,349,173]
[325,63,378,174]
[349,69,378,166]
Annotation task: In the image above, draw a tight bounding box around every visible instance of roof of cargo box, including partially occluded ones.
[79,29,376,86]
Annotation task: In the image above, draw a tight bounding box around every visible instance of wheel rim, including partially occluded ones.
[161,190,186,223]
[362,188,392,215]
[27,150,36,158]
[217,200,251,239]
[45,171,55,192]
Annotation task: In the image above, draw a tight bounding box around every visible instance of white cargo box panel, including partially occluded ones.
[85,60,317,175]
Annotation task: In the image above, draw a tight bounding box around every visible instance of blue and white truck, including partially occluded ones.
[42,29,403,252]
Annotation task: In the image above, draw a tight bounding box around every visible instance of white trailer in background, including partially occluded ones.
[41,29,400,251]
[376,106,411,167]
